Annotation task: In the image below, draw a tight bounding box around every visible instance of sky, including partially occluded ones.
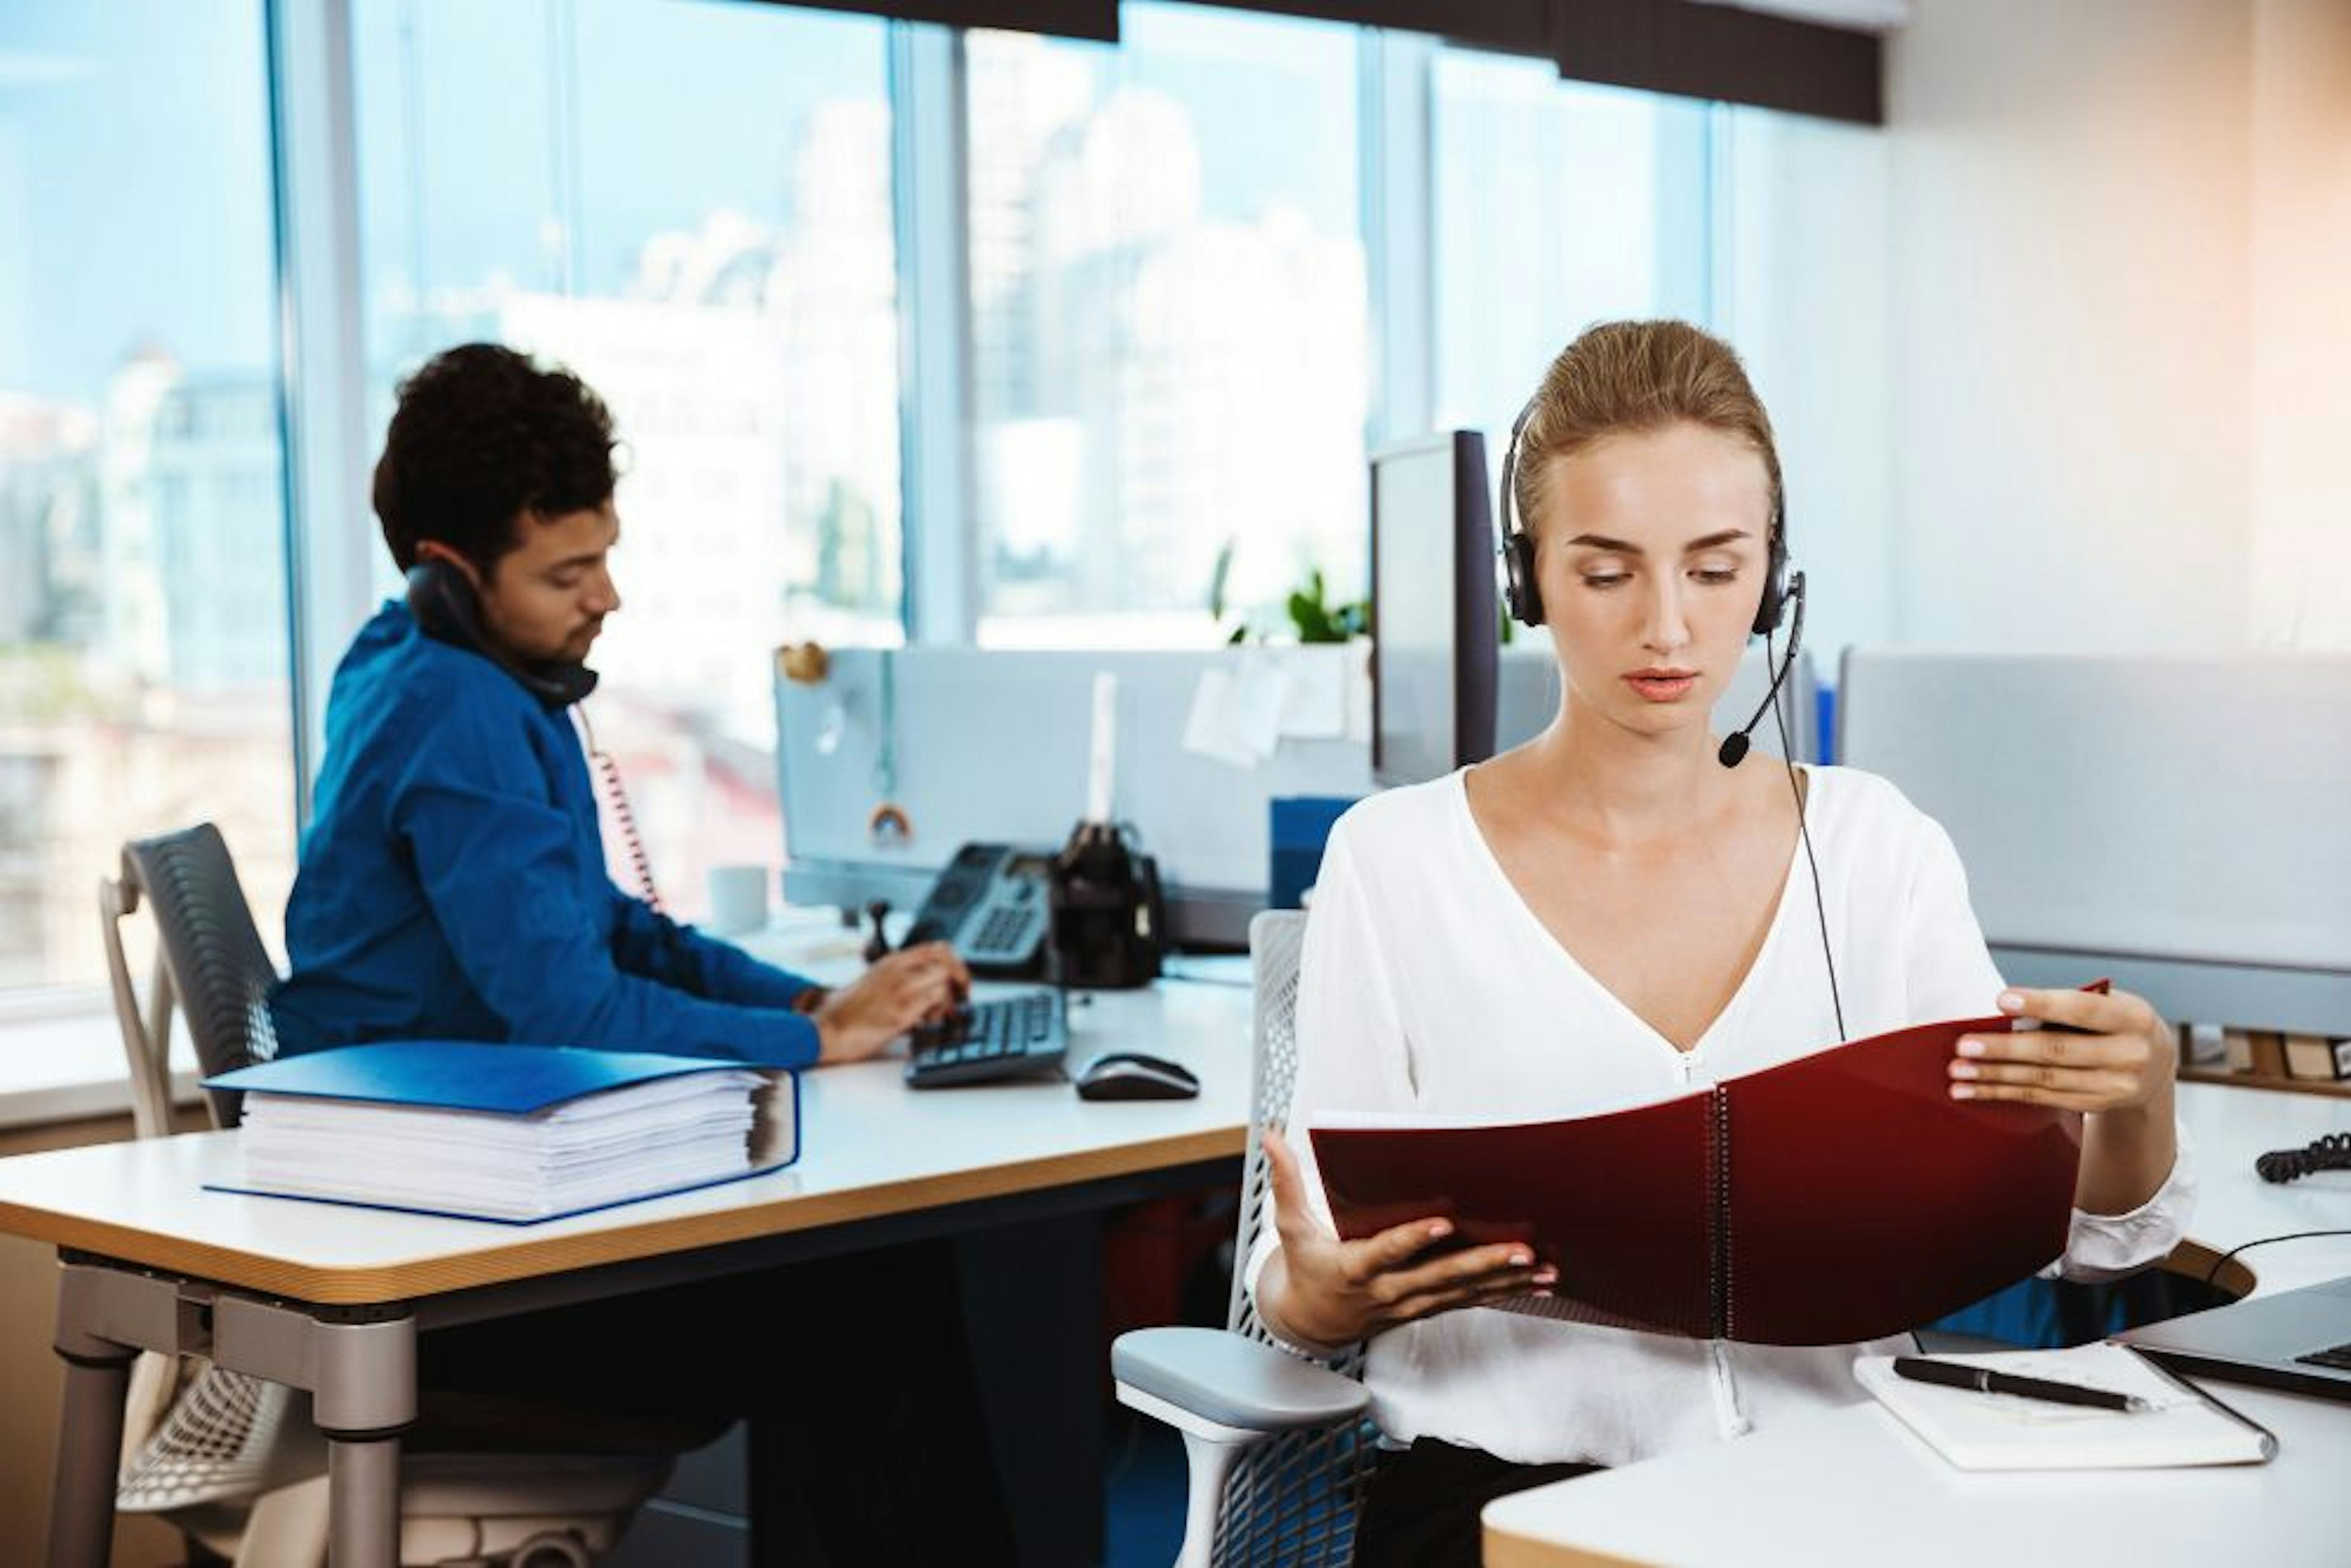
[0,1,278,403]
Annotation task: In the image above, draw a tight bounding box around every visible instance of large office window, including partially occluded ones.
[0,2,295,995]
[966,4,1370,648]
[1431,48,1714,445]
[352,0,900,917]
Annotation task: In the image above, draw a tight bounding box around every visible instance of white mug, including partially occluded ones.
[705,865,771,937]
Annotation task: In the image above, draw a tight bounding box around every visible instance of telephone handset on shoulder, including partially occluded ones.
[405,558,598,710]
[906,842,1052,977]
[404,557,662,910]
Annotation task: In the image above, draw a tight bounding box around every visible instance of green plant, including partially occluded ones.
[1285,568,1367,644]
[1206,544,1368,644]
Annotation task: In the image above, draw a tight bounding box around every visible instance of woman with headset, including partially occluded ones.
[1247,321,2191,1566]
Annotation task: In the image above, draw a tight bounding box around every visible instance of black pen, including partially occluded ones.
[1891,1356,2153,1412]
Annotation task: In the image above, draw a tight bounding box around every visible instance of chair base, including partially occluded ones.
[150,1451,675,1567]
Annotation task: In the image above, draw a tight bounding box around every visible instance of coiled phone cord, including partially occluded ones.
[2255,1132,2351,1185]
[574,707,664,913]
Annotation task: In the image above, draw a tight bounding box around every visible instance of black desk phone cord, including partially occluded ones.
[2255,1132,2351,1185]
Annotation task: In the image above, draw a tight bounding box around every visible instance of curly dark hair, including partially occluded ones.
[372,343,618,574]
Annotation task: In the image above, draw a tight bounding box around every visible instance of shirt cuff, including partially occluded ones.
[2046,1123,2197,1283]
[727,1010,823,1073]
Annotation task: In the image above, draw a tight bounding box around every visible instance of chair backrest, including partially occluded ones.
[96,824,295,1515]
[1225,909,1307,1341]
[1210,909,1375,1568]
[108,823,281,1130]
[96,825,672,1560]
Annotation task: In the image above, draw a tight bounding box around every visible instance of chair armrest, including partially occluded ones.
[1112,1327,1367,1435]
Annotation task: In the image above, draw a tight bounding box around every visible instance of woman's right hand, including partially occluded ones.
[811,942,970,1065]
[1254,1126,1556,1350]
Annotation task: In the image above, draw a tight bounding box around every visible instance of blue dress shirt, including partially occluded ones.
[269,602,820,1068]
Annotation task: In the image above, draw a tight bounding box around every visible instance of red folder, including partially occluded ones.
[1308,1011,2088,1346]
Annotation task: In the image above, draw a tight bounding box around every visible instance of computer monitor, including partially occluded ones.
[1370,430,1499,788]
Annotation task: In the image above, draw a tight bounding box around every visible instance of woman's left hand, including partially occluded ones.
[1949,986,2178,1115]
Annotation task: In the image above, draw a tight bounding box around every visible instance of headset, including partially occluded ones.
[1498,394,1789,638]
[1494,393,1845,1039]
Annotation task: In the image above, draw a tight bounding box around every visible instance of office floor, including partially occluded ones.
[1103,1406,1189,1567]
[607,1409,1188,1566]
[593,1409,1185,1566]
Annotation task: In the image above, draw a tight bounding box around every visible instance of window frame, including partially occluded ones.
[0,0,1753,1041]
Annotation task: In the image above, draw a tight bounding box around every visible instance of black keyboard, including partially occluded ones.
[905,989,1068,1088]
[2296,1341,2351,1373]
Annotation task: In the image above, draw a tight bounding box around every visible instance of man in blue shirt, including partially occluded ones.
[271,347,959,1068]
[273,343,1012,1565]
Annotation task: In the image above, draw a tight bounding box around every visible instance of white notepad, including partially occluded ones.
[1854,1343,2277,1471]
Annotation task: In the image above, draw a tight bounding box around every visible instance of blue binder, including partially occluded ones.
[202,1041,802,1225]
[206,1039,771,1113]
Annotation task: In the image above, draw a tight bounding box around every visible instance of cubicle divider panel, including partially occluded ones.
[775,648,1376,945]
[1840,650,2351,1033]
[776,645,1820,945]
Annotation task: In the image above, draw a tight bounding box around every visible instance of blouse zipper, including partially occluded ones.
[1681,1047,1750,1437]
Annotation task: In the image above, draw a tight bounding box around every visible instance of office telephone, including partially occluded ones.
[906,842,1054,976]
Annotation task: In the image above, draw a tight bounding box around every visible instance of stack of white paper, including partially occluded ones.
[237,1069,768,1222]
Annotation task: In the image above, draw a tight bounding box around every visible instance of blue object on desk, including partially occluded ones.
[203,1041,803,1225]
[1269,796,1357,910]
[203,1038,760,1113]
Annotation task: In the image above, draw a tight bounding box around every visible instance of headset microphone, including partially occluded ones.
[1718,569,1806,770]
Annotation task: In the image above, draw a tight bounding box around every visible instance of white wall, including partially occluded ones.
[2247,0,2351,651]
[1884,0,2257,655]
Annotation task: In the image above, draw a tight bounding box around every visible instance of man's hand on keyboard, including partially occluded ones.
[813,942,972,1065]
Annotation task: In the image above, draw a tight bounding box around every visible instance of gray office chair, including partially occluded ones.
[1111,910,1374,1568]
[98,822,685,1567]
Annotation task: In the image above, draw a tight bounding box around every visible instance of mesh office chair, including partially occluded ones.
[1111,911,1375,1568]
[98,822,687,1567]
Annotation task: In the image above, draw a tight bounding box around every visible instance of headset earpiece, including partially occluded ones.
[1497,397,1545,629]
[1751,496,1791,637]
[1501,531,1542,629]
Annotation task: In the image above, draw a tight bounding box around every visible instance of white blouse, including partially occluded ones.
[1245,764,2194,1468]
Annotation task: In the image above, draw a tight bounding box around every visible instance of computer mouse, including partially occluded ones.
[1074,1051,1200,1101]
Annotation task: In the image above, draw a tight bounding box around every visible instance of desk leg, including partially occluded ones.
[311,1313,414,1568]
[327,1435,402,1568]
[47,1323,133,1568]
[214,1296,416,1568]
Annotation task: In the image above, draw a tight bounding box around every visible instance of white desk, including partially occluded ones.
[0,969,1256,1568]
[1484,1082,2351,1567]
[2159,1082,2351,1296]
[1484,1379,2348,1568]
